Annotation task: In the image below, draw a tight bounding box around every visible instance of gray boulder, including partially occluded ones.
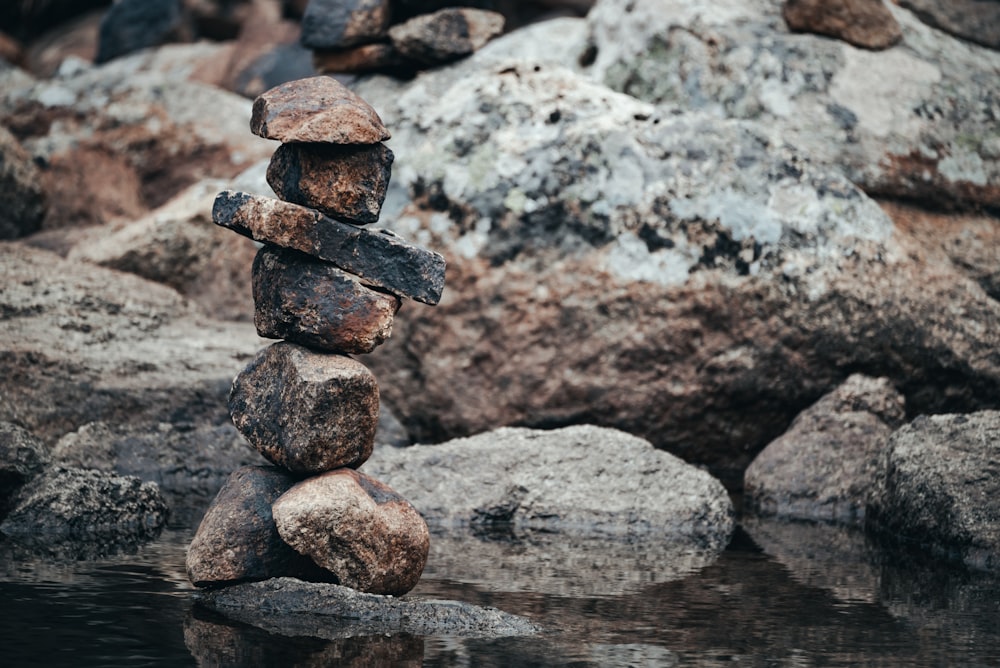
[0,422,49,519]
[364,425,734,550]
[867,411,1000,570]
[584,0,1000,210]
[195,577,540,638]
[744,374,905,525]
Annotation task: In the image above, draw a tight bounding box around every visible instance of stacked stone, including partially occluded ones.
[301,0,506,75]
[185,75,446,597]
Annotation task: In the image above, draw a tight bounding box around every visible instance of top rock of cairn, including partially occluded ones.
[250,76,390,145]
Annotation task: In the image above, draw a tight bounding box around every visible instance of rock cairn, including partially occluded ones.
[186,75,445,597]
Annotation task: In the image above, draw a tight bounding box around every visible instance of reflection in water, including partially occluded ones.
[1,523,999,666]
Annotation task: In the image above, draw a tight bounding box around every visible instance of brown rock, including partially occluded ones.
[266,142,393,224]
[253,245,400,353]
[272,469,429,595]
[0,31,24,66]
[250,75,390,144]
[229,342,379,474]
[313,43,403,75]
[186,465,332,588]
[388,8,506,65]
[0,124,46,240]
[213,191,446,305]
[300,0,392,50]
[782,0,902,50]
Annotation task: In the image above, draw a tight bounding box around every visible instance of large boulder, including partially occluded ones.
[867,411,1000,570]
[355,51,1000,486]
[584,0,1000,210]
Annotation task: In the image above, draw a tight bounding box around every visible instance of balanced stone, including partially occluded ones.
[272,468,430,596]
[250,76,390,144]
[229,342,379,474]
[252,245,400,354]
[301,0,392,50]
[388,8,506,65]
[213,190,446,305]
[266,142,393,224]
[186,466,333,587]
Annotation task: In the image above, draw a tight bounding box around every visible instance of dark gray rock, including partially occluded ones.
[744,375,906,525]
[0,466,167,546]
[96,0,184,64]
[186,466,332,588]
[252,246,400,354]
[0,422,49,519]
[195,577,540,638]
[273,468,429,595]
[783,0,902,50]
[867,411,1000,570]
[0,124,45,240]
[364,425,735,551]
[388,8,506,66]
[229,342,379,474]
[267,142,393,224]
[300,0,391,49]
[213,190,446,304]
[901,0,1000,51]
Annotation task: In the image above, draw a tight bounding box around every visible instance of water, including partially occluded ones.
[2,519,999,667]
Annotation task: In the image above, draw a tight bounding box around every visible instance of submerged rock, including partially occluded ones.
[195,577,540,638]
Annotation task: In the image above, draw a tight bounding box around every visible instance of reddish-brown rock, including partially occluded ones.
[272,468,429,596]
[250,75,390,144]
[253,245,400,353]
[300,0,391,50]
[782,0,902,50]
[186,465,332,587]
[266,142,393,224]
[229,342,379,474]
[213,191,446,304]
[313,43,403,74]
[388,8,505,65]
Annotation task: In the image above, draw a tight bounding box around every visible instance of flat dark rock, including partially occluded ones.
[195,577,541,639]
[300,0,391,50]
[213,190,445,305]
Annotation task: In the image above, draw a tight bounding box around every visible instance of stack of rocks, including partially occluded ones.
[185,75,446,597]
[301,0,506,75]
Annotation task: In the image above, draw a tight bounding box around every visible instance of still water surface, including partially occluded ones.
[1,519,998,667]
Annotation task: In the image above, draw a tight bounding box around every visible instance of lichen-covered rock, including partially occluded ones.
[186,466,331,587]
[388,8,506,66]
[250,75,390,144]
[0,422,49,519]
[213,190,445,304]
[365,425,734,550]
[252,246,400,354]
[744,375,906,525]
[867,411,1000,570]
[783,0,902,50]
[272,469,429,595]
[0,467,167,545]
[266,142,393,224]
[300,0,391,50]
[0,125,46,240]
[900,0,1000,51]
[229,342,379,474]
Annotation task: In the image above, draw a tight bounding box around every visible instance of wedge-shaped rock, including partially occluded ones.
[213,190,445,305]
[301,0,391,50]
[186,466,332,587]
[250,76,389,144]
[253,246,400,354]
[388,8,505,65]
[267,142,393,224]
[229,342,378,474]
[273,469,429,596]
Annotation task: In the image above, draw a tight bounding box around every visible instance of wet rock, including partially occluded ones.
[744,375,905,525]
[96,0,185,64]
[0,243,266,444]
[0,423,49,519]
[867,411,1000,570]
[783,0,902,50]
[213,191,446,304]
[252,246,400,354]
[388,8,506,66]
[585,0,1000,210]
[250,75,390,144]
[196,577,539,637]
[186,465,331,587]
[900,0,1000,51]
[312,43,404,75]
[300,0,392,50]
[272,468,429,595]
[229,342,379,474]
[266,142,393,224]
[0,467,167,545]
[365,425,734,550]
[0,124,46,240]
